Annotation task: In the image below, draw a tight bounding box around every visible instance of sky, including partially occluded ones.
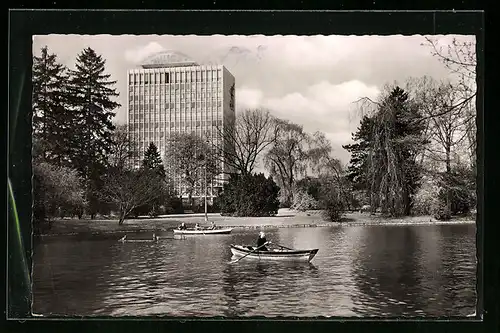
[32,34,475,165]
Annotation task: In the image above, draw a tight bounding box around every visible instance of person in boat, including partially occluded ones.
[256,231,270,251]
[178,222,187,230]
[208,221,216,230]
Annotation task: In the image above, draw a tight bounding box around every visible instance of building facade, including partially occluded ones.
[126,51,235,202]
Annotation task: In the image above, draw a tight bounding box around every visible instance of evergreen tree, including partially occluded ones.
[342,115,373,190]
[134,142,168,217]
[67,47,120,178]
[32,46,73,165]
[142,142,166,178]
[66,47,120,218]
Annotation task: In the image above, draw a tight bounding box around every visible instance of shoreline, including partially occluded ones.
[36,209,476,238]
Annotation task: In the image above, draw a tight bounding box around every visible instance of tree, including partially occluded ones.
[32,46,74,166]
[219,173,280,217]
[367,86,428,216]
[437,164,475,216]
[264,119,310,206]
[100,168,163,225]
[142,142,166,178]
[214,108,278,175]
[424,37,476,168]
[66,47,121,218]
[343,115,374,190]
[410,77,472,215]
[33,160,86,232]
[108,124,133,170]
[134,142,169,217]
[164,133,220,207]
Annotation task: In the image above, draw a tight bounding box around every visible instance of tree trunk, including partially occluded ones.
[118,210,126,225]
[445,144,452,215]
[403,187,411,216]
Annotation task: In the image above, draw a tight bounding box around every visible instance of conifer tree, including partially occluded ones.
[142,142,166,178]
[342,115,373,190]
[66,47,120,218]
[67,47,120,179]
[32,46,73,165]
[133,142,168,217]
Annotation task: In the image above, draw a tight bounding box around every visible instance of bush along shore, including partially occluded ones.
[36,209,476,239]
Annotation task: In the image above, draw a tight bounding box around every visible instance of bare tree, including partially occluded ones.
[424,36,476,166]
[307,131,334,176]
[411,78,470,170]
[213,108,279,175]
[410,77,473,215]
[108,124,133,170]
[100,169,162,225]
[164,132,220,207]
[264,119,311,205]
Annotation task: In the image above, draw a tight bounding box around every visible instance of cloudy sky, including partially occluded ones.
[32,34,474,164]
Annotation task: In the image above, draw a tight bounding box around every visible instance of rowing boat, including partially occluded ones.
[230,244,319,262]
[173,227,233,235]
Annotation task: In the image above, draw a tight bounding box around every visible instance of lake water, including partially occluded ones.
[32,224,477,317]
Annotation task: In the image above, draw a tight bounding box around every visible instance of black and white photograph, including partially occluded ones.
[31,31,478,318]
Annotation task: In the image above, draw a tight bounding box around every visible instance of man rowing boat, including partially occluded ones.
[256,231,269,251]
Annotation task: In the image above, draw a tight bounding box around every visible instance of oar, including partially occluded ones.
[276,243,294,250]
[230,242,271,264]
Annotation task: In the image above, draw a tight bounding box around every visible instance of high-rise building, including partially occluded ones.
[126,51,235,202]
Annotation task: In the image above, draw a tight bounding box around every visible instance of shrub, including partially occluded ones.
[291,189,320,211]
[33,161,86,233]
[412,175,441,215]
[219,173,280,217]
[164,197,184,214]
[438,165,476,216]
[318,179,345,222]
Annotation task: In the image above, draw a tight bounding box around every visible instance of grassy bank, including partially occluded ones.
[39,209,476,237]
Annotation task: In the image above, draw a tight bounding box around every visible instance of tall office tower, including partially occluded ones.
[127,51,236,203]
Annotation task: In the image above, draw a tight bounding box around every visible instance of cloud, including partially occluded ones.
[263,80,380,142]
[233,80,380,162]
[236,87,264,110]
[124,41,165,64]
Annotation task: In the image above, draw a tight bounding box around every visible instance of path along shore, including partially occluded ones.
[39,209,476,237]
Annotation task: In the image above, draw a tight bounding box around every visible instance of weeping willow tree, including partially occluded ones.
[366,86,428,217]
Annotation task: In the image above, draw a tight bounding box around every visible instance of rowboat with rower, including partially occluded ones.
[230,232,319,263]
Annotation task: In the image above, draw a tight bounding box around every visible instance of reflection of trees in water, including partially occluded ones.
[352,225,476,317]
[32,239,118,315]
[351,227,427,316]
[33,237,173,316]
[435,224,477,316]
[221,260,319,317]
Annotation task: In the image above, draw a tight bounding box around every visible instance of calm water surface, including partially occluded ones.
[32,224,477,317]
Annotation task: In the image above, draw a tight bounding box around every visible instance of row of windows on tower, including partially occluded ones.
[129,94,222,102]
[129,70,223,85]
[129,84,222,93]
[128,119,223,127]
[129,101,223,108]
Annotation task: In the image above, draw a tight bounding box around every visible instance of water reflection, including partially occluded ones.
[32,224,477,317]
[351,225,476,317]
